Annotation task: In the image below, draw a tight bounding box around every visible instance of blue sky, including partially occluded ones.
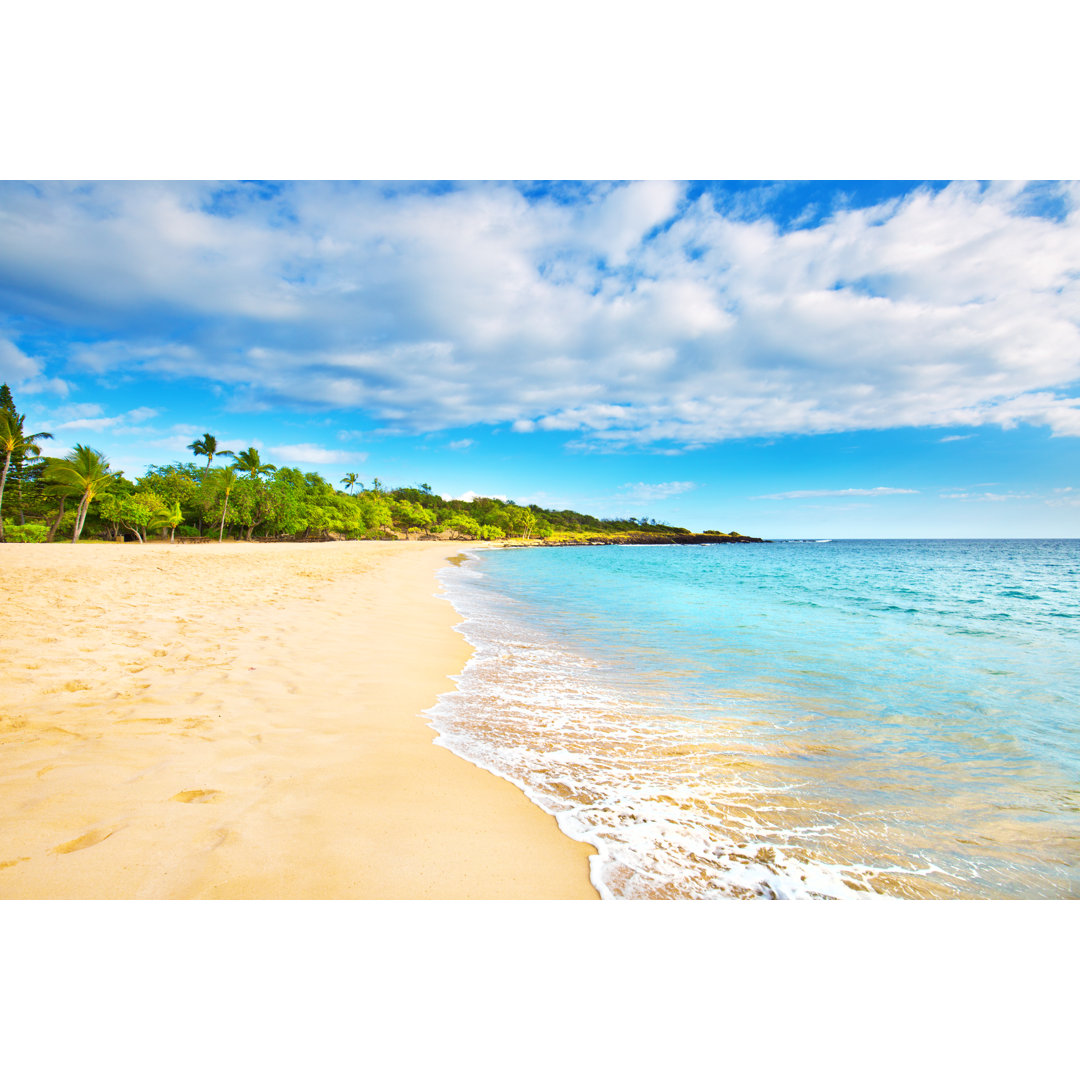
[1,179,1079,537]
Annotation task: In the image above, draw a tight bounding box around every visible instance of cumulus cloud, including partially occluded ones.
[2,180,1080,447]
[0,336,68,395]
[753,487,919,500]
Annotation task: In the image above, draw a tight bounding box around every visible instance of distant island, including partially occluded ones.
[1,386,761,545]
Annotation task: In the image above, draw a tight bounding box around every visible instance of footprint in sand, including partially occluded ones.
[44,680,93,694]
[52,829,114,854]
[171,789,222,803]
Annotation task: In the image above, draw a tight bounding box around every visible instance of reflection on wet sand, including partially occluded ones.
[434,629,1079,900]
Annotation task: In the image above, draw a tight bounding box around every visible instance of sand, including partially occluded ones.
[0,540,598,899]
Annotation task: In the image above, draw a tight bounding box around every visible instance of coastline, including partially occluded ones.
[0,541,598,899]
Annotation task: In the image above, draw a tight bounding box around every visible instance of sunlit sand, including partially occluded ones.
[0,541,597,898]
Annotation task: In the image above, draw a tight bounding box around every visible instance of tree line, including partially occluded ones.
[1,385,728,544]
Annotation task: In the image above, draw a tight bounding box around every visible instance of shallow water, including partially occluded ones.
[430,540,1080,899]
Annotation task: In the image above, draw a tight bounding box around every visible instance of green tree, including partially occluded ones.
[340,472,362,494]
[43,445,117,543]
[212,465,238,541]
[162,500,184,542]
[359,493,394,537]
[229,447,277,483]
[393,498,437,538]
[138,464,203,526]
[0,391,53,541]
[187,433,232,480]
[226,476,280,540]
[101,489,175,543]
[443,513,482,538]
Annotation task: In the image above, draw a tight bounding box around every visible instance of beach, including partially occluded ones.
[0,541,598,899]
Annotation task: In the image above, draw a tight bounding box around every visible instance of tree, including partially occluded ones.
[229,447,277,483]
[43,445,117,543]
[139,464,202,528]
[187,433,232,480]
[393,499,437,538]
[0,390,53,541]
[212,466,238,541]
[226,476,279,540]
[340,472,362,494]
[443,513,482,539]
[163,500,184,542]
[45,494,68,542]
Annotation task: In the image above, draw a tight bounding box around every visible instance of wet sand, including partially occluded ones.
[0,540,598,899]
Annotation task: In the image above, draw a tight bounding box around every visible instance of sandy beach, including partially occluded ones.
[0,540,598,899]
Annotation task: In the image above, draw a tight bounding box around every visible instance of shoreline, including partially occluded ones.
[0,541,598,899]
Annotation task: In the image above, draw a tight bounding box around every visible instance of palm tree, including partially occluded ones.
[230,447,276,483]
[187,433,232,481]
[0,409,52,541]
[43,445,117,543]
[340,472,362,494]
[162,500,184,543]
[45,492,68,542]
[214,466,238,542]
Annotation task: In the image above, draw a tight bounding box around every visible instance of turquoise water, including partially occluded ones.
[432,540,1080,899]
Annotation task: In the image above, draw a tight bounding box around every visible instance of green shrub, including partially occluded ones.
[3,521,49,543]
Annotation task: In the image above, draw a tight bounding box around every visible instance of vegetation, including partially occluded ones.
[43,444,118,543]
[1,385,752,544]
[0,386,52,541]
[187,433,232,480]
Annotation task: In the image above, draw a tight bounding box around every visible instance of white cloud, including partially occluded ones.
[447,438,474,450]
[619,481,697,500]
[3,181,1080,447]
[1047,487,1080,507]
[753,487,919,500]
[17,376,71,397]
[267,443,359,465]
[0,336,55,390]
[939,490,1037,502]
[578,180,683,265]
[939,434,974,442]
[49,405,159,432]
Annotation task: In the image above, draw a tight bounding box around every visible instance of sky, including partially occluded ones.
[2,178,1079,538]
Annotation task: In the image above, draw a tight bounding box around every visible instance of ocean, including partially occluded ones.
[430,539,1080,899]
